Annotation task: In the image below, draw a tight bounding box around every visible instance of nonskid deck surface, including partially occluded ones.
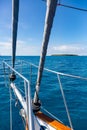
[36,112,71,130]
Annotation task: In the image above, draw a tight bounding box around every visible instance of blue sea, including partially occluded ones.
[0,56,87,130]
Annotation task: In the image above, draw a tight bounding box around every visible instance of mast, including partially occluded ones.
[33,0,58,104]
[12,0,19,68]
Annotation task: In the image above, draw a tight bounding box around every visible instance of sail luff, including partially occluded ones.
[12,0,19,68]
[34,0,58,103]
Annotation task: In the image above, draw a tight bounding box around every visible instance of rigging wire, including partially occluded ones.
[41,106,63,123]
[42,0,87,12]
[57,0,87,12]
[57,74,74,130]
[57,3,87,12]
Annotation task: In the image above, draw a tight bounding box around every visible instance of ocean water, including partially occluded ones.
[0,56,87,130]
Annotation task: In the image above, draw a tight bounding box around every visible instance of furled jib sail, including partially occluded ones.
[34,0,58,103]
[12,0,19,68]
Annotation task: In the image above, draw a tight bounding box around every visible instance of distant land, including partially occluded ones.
[51,54,78,56]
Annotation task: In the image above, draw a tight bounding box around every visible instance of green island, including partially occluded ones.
[51,54,78,56]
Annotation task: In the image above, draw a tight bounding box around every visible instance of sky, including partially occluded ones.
[0,0,87,56]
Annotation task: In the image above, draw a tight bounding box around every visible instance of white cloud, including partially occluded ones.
[1,40,87,56]
[48,44,87,55]
[0,39,41,56]
[53,45,84,51]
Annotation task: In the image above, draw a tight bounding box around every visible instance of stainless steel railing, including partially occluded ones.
[3,60,87,130]
[3,61,35,130]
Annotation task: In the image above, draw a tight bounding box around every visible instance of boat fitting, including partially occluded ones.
[32,100,41,113]
[9,73,16,81]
